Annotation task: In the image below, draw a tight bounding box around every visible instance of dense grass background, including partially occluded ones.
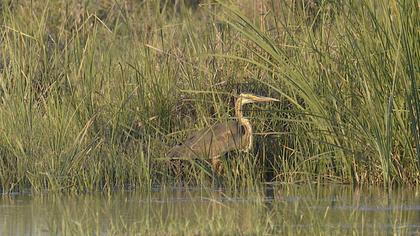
[0,0,418,193]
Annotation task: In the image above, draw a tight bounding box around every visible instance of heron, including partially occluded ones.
[167,93,279,170]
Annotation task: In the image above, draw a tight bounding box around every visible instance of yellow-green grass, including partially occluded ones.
[0,0,418,193]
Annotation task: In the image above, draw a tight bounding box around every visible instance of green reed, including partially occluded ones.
[0,0,418,193]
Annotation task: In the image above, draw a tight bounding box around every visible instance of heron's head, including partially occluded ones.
[238,93,279,105]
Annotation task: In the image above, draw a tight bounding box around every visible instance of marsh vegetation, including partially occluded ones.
[0,0,418,193]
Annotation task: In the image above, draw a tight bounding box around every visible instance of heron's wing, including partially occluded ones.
[167,121,248,159]
[166,127,214,158]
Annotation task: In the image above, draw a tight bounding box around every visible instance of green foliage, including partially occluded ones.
[0,0,418,193]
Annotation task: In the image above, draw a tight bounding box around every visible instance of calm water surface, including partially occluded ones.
[1,185,420,235]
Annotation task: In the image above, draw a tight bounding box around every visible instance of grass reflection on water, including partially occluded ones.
[1,185,420,235]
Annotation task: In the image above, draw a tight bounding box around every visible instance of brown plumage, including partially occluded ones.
[167,93,279,169]
[167,120,249,159]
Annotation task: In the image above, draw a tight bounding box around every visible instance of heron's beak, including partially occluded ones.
[250,95,279,103]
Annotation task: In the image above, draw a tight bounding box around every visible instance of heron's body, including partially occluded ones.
[167,93,278,168]
[167,120,252,160]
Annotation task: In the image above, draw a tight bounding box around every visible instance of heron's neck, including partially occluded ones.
[235,98,246,124]
[235,98,253,151]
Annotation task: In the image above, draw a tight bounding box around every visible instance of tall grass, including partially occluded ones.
[220,0,419,185]
[0,0,418,193]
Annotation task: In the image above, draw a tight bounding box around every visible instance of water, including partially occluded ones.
[1,185,420,235]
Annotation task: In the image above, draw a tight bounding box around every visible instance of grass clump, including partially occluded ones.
[221,0,419,186]
[0,0,418,193]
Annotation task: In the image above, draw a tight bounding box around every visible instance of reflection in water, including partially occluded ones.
[1,185,420,235]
